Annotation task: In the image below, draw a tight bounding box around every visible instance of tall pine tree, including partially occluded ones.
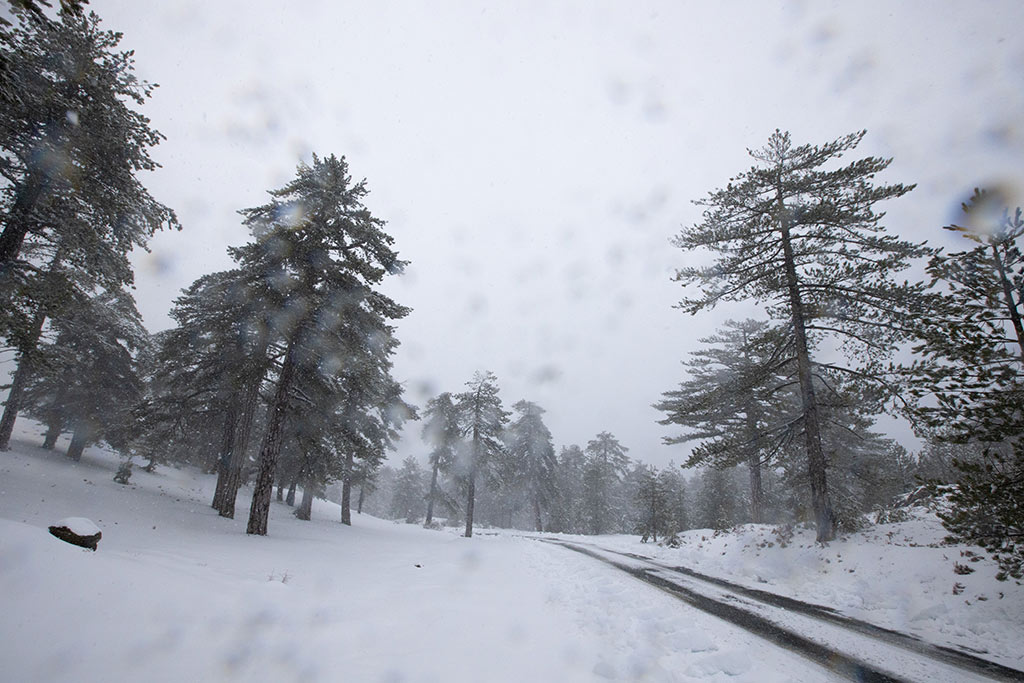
[455,371,508,538]
[673,130,925,541]
[582,431,630,534]
[633,464,670,542]
[0,11,177,450]
[389,456,426,524]
[242,154,408,536]
[505,400,558,532]
[548,444,586,533]
[421,392,461,526]
[656,319,793,523]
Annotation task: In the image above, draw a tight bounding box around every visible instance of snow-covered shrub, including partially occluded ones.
[659,532,682,548]
[772,523,794,548]
[936,446,1024,582]
[875,507,910,524]
[113,461,133,485]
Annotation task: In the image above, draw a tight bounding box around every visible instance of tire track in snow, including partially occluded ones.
[611,548,1022,681]
[539,538,1024,683]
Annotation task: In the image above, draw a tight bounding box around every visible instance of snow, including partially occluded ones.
[1,421,1022,682]
[580,519,1024,672]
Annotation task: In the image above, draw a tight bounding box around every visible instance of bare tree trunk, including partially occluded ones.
[41,383,67,450]
[0,174,48,267]
[0,310,46,451]
[533,495,543,533]
[357,483,366,514]
[42,418,61,450]
[217,372,262,519]
[464,469,476,538]
[340,477,352,525]
[992,244,1024,359]
[220,332,270,518]
[778,198,835,542]
[464,425,479,538]
[246,333,301,536]
[651,495,658,544]
[424,460,440,526]
[295,482,314,521]
[211,398,239,512]
[0,358,31,451]
[66,422,93,462]
[747,452,764,524]
[340,450,354,526]
[744,406,764,524]
[277,480,285,501]
[286,479,297,507]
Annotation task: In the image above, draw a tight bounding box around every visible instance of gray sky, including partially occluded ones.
[80,0,1024,468]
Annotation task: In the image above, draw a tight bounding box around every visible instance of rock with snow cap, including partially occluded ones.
[48,517,102,550]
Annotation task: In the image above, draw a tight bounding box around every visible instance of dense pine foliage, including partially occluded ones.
[0,10,177,452]
[907,189,1024,580]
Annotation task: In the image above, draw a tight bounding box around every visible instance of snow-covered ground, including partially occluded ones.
[1,420,1021,682]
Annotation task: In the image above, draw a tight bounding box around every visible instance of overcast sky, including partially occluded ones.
[69,0,1024,468]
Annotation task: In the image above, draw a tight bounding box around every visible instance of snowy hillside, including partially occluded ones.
[1,422,1021,682]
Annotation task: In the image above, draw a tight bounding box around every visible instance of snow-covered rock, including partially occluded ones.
[48,517,102,550]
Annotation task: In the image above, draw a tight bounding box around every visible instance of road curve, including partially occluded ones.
[538,538,1024,683]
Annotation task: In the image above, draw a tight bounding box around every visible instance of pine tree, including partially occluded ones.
[658,463,689,533]
[0,250,76,449]
[0,1,88,29]
[909,189,1024,579]
[938,447,1024,581]
[0,11,176,274]
[282,366,345,522]
[144,268,272,516]
[909,188,1024,440]
[243,154,408,536]
[130,326,239,474]
[548,444,586,533]
[693,467,741,531]
[656,319,794,523]
[673,130,926,542]
[351,457,379,515]
[633,464,670,542]
[505,400,558,532]
[482,437,528,529]
[826,428,911,528]
[454,371,508,538]
[204,269,272,519]
[915,439,985,485]
[421,392,460,526]
[23,287,147,459]
[769,374,909,529]
[390,456,426,523]
[335,363,414,526]
[582,431,630,534]
[353,464,396,518]
[0,11,177,451]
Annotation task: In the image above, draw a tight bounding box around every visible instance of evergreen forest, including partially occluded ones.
[1,4,1022,586]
